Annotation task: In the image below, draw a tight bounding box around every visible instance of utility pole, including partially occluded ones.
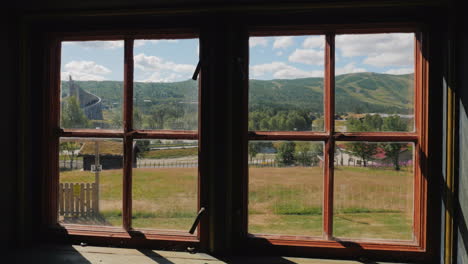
[94,140,100,213]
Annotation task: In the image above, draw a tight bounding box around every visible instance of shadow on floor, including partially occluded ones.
[8,244,92,264]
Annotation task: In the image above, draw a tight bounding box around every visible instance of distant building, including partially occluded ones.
[79,141,140,170]
[66,76,104,121]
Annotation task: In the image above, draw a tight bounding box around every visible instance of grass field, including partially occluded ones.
[59,165,413,240]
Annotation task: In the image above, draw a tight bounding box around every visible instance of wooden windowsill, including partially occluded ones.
[9,244,414,264]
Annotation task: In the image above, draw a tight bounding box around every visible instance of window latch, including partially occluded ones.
[192,60,202,80]
[188,207,206,234]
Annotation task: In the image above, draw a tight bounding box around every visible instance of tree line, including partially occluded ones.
[345,114,411,170]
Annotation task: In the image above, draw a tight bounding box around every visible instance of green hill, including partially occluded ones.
[62,72,413,115]
[249,72,413,115]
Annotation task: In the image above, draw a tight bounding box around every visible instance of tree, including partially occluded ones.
[380,143,403,171]
[295,142,313,166]
[346,114,408,170]
[380,115,408,170]
[248,141,273,162]
[346,115,380,167]
[346,142,378,167]
[276,141,296,166]
[248,142,261,162]
[135,140,150,159]
[61,96,90,128]
[133,108,144,128]
[60,141,82,170]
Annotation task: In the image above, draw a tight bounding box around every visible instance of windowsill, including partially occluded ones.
[10,244,414,264]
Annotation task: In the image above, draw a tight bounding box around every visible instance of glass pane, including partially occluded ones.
[249,141,324,237]
[133,39,199,130]
[132,139,198,230]
[249,36,325,132]
[61,41,124,129]
[333,141,414,240]
[58,138,123,226]
[334,33,414,132]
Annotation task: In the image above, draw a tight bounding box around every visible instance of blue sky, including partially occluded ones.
[61,39,198,82]
[250,33,415,80]
[61,33,414,82]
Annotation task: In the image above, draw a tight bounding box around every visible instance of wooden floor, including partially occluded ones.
[9,245,409,264]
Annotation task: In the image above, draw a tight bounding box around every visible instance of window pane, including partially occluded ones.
[334,33,414,132]
[132,139,198,231]
[133,39,199,130]
[249,141,324,237]
[58,138,123,226]
[61,41,124,129]
[249,36,325,132]
[333,141,414,240]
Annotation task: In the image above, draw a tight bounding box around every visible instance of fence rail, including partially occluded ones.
[60,160,83,170]
[137,161,198,168]
[59,182,97,217]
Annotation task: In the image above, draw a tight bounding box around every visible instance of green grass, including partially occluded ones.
[142,148,198,159]
[60,165,414,239]
[248,166,414,240]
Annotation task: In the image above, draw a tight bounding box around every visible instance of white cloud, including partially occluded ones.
[250,37,269,48]
[276,51,283,56]
[250,61,323,79]
[134,53,196,82]
[134,53,194,73]
[273,37,294,49]
[134,39,180,47]
[303,36,324,49]
[288,49,323,65]
[384,67,414,75]
[61,60,112,81]
[335,33,414,67]
[63,41,124,49]
[336,62,367,75]
[364,52,413,67]
[142,72,182,83]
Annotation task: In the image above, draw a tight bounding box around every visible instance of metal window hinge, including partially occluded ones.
[192,61,202,80]
[188,207,206,234]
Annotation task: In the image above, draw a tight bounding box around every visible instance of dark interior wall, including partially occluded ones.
[0,11,18,249]
[455,8,468,264]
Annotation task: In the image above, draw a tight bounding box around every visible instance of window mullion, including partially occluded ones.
[323,33,335,240]
[123,38,134,230]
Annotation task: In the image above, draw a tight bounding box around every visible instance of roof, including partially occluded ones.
[79,141,124,156]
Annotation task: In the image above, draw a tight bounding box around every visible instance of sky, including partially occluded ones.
[61,33,414,82]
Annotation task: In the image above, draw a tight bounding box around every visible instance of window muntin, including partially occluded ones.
[247,32,422,244]
[49,28,427,256]
[56,37,200,236]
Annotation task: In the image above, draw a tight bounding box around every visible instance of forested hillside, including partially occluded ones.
[61,72,414,131]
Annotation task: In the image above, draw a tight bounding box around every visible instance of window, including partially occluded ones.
[52,36,202,241]
[42,24,429,260]
[247,31,427,250]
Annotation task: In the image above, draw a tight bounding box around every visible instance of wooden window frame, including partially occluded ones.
[42,30,206,247]
[39,23,431,259]
[244,27,429,253]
